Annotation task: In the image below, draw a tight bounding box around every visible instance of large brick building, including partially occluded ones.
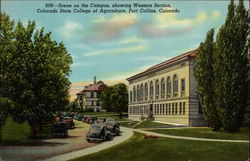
[126,50,206,126]
[76,77,107,112]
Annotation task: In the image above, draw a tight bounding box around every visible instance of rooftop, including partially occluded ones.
[127,49,197,81]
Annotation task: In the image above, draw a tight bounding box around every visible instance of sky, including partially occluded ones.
[2,0,246,85]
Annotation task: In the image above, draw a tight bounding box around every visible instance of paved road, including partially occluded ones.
[41,126,133,161]
[0,121,96,161]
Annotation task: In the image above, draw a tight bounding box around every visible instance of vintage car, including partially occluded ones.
[74,113,84,121]
[96,117,106,123]
[86,123,113,142]
[63,117,75,129]
[83,116,98,124]
[52,122,68,137]
[104,118,120,136]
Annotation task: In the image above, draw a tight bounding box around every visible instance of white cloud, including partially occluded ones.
[210,10,220,20]
[83,45,149,57]
[120,37,145,44]
[61,20,83,38]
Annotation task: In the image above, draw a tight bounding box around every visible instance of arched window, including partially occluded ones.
[130,91,132,103]
[155,80,159,99]
[167,77,171,98]
[161,78,165,98]
[150,81,154,99]
[140,84,144,101]
[145,83,148,100]
[137,85,140,101]
[173,75,178,97]
[133,86,136,102]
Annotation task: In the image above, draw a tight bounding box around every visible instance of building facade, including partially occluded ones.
[76,77,107,112]
[126,50,206,126]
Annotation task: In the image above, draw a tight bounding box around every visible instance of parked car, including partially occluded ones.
[83,116,98,124]
[96,117,106,123]
[63,117,75,129]
[74,113,84,121]
[104,118,120,136]
[86,123,113,142]
[52,122,68,137]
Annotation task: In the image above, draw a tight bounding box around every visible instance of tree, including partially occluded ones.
[0,13,72,137]
[194,29,222,131]
[110,83,128,118]
[214,0,249,132]
[100,83,128,118]
[100,86,115,112]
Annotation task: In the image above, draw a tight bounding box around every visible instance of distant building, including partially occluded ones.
[126,50,206,126]
[76,77,107,112]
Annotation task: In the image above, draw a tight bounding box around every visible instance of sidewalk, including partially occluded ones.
[133,129,249,143]
[41,127,133,161]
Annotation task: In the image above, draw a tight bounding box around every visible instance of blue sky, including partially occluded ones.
[2,0,242,83]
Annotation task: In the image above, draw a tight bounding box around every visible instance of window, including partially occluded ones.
[91,101,94,106]
[173,75,178,97]
[96,101,100,106]
[179,103,182,114]
[150,81,154,99]
[183,102,185,114]
[140,84,144,101]
[133,86,136,102]
[167,77,171,98]
[130,91,132,103]
[175,103,178,114]
[162,104,165,114]
[155,80,159,99]
[91,92,94,98]
[181,79,185,97]
[166,104,168,114]
[137,85,140,101]
[172,103,175,114]
[145,83,148,100]
[161,78,165,98]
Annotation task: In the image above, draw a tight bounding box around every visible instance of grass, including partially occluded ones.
[119,121,139,128]
[70,132,249,161]
[80,112,128,121]
[148,127,249,140]
[0,116,32,144]
[133,121,174,129]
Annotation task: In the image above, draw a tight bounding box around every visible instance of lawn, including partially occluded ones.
[70,132,248,161]
[133,121,175,129]
[80,112,128,121]
[119,121,139,128]
[148,127,249,140]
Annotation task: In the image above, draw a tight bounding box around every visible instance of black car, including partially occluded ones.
[86,123,113,142]
[52,122,68,137]
[74,113,84,121]
[104,118,120,136]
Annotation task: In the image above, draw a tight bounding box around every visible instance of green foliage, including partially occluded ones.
[1,116,32,144]
[101,83,128,117]
[214,0,249,132]
[194,29,222,131]
[194,0,249,132]
[0,13,72,133]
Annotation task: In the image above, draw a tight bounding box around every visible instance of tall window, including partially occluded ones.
[150,81,154,99]
[140,84,144,101]
[130,91,132,103]
[161,78,165,98]
[145,83,148,100]
[167,77,171,98]
[155,80,159,99]
[137,85,140,101]
[173,75,178,97]
[90,92,94,98]
[181,79,185,97]
[133,86,136,102]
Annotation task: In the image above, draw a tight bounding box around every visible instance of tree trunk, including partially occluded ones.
[119,112,122,119]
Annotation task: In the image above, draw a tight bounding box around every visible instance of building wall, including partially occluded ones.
[128,57,206,126]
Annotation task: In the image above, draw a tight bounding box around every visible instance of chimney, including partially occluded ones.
[94,76,96,84]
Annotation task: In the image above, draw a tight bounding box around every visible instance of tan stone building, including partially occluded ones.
[76,77,107,112]
[126,50,206,126]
